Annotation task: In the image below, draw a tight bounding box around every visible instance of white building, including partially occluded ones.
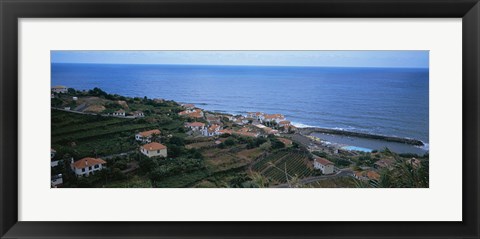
[51,148,56,159]
[132,111,145,118]
[263,127,279,135]
[262,114,286,123]
[51,174,63,187]
[186,122,206,131]
[313,157,335,174]
[140,142,168,158]
[51,85,68,94]
[51,149,61,167]
[71,157,107,177]
[135,129,161,143]
[248,112,264,120]
[178,109,204,118]
[278,120,291,128]
[202,124,221,137]
[112,109,125,117]
[182,103,195,110]
[72,97,78,101]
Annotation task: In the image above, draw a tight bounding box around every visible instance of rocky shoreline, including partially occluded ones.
[297,127,425,146]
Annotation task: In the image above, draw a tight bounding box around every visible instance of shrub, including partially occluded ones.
[224,138,235,146]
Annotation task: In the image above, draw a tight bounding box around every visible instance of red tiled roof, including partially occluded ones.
[315,157,334,166]
[207,124,221,133]
[218,129,233,134]
[238,127,250,132]
[278,138,292,145]
[367,171,380,180]
[264,114,285,119]
[187,122,205,127]
[142,142,167,151]
[354,171,364,178]
[234,131,258,137]
[72,157,106,169]
[138,129,161,137]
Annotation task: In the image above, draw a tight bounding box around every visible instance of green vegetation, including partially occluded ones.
[51,88,429,188]
[357,157,429,188]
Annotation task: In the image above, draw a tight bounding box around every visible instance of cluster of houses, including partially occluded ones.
[180,104,297,139]
[178,104,204,119]
[111,109,145,118]
[51,86,147,118]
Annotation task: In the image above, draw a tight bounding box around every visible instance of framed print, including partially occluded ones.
[1,0,479,238]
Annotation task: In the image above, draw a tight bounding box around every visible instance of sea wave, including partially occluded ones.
[416,142,429,151]
[290,122,318,128]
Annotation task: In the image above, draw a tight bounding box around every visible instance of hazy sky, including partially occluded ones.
[51,51,429,68]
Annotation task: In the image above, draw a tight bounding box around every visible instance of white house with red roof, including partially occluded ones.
[186,122,206,131]
[135,129,161,143]
[140,142,168,158]
[248,112,264,120]
[262,114,286,123]
[112,109,126,117]
[182,103,195,110]
[131,111,145,118]
[313,157,335,174]
[71,157,107,177]
[202,124,221,137]
[179,109,204,118]
[51,85,68,94]
[278,120,291,128]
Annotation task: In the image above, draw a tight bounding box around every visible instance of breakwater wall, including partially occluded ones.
[298,127,424,146]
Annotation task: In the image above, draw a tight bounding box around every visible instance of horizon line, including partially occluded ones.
[50,62,429,69]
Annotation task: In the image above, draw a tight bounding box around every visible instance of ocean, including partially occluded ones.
[51,63,429,150]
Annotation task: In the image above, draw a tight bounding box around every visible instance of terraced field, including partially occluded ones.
[251,150,314,184]
[51,109,182,158]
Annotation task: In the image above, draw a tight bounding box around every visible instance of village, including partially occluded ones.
[50,86,429,188]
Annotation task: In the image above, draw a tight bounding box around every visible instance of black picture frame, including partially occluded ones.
[1,0,479,238]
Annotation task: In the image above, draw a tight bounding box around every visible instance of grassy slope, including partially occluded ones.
[51,108,183,158]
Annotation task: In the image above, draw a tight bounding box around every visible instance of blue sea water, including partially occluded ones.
[51,63,429,145]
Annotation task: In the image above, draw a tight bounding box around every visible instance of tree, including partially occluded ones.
[88,87,108,97]
[168,136,185,146]
[224,138,235,146]
[167,145,184,158]
[271,140,285,149]
[67,88,76,94]
[148,167,168,187]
